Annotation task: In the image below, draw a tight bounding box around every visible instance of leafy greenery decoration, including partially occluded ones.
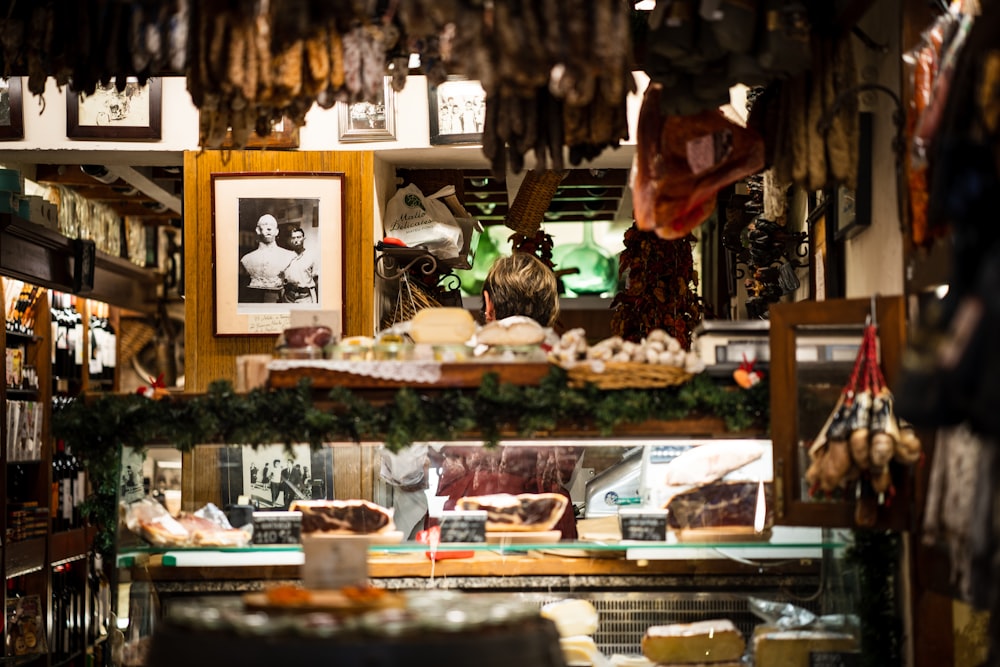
[53,369,767,555]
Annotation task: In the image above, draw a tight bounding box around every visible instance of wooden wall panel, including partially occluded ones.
[183,150,376,392]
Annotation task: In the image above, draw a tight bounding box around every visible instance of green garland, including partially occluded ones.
[52,368,768,554]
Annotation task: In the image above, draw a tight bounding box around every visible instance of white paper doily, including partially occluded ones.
[268,359,443,384]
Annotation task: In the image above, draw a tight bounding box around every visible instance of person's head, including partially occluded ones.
[256,214,279,243]
[273,459,280,467]
[481,253,559,327]
[289,227,305,251]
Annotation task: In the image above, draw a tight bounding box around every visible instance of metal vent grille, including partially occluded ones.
[511,591,825,657]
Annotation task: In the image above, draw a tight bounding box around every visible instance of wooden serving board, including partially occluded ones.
[673,527,772,543]
[268,361,553,389]
[243,589,406,614]
[485,530,562,545]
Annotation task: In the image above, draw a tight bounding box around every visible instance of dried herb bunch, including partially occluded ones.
[610,224,703,349]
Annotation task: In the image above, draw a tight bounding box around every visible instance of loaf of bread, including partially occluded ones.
[753,630,857,667]
[476,316,546,346]
[290,499,396,535]
[456,493,568,532]
[641,619,745,664]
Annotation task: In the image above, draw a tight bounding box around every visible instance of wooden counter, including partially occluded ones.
[128,549,819,584]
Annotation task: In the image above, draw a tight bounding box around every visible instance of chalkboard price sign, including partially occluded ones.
[440,510,487,543]
[809,651,860,667]
[252,510,302,544]
[618,509,669,541]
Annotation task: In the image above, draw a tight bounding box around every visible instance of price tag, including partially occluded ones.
[301,534,369,590]
[440,510,487,543]
[618,509,669,541]
[252,511,302,545]
[810,651,860,667]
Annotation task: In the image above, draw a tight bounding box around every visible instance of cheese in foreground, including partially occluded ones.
[541,599,600,638]
[641,619,745,664]
[560,635,603,666]
[753,630,857,667]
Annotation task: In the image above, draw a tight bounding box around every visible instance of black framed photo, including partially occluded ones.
[428,77,485,145]
[66,77,162,140]
[833,111,873,241]
[0,77,24,140]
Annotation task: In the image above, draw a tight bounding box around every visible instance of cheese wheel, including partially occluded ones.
[560,635,603,667]
[410,307,476,344]
[753,630,857,667]
[541,599,600,638]
[641,619,745,664]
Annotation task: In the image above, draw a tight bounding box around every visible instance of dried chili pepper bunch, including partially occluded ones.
[805,322,923,525]
[610,224,703,349]
[509,229,555,269]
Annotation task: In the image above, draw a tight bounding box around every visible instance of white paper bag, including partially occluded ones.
[384,184,463,259]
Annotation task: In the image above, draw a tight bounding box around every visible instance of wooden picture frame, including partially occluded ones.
[211,116,301,150]
[66,77,162,140]
[428,77,485,145]
[769,295,909,529]
[0,77,24,140]
[338,77,396,143]
[211,172,345,336]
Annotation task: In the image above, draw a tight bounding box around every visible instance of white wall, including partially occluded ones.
[843,0,906,298]
[0,73,645,171]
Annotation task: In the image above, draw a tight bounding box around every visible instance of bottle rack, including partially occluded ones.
[3,278,118,665]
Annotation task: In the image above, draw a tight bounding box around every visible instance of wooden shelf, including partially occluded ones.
[267,361,553,390]
[50,527,95,565]
[5,537,46,578]
[0,213,160,314]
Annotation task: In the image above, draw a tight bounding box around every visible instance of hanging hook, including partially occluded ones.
[869,293,878,328]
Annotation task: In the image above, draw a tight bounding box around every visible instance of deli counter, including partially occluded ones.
[111,437,858,665]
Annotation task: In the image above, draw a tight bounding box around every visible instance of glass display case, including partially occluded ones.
[111,435,860,666]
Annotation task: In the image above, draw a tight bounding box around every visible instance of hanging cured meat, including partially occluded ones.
[805,320,922,526]
[632,84,765,240]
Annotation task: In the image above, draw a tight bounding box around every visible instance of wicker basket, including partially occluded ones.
[563,361,693,390]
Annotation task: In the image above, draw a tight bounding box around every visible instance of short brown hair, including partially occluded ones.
[482,253,559,327]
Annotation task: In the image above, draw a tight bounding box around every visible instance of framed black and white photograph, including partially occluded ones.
[211,172,345,336]
[338,77,396,143]
[0,76,24,140]
[67,77,162,140]
[241,444,314,510]
[428,77,485,145]
[215,444,335,510]
[120,447,146,505]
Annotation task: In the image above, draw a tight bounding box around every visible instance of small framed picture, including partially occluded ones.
[211,116,301,150]
[0,77,24,140]
[338,77,396,143]
[428,77,485,145]
[66,77,162,140]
